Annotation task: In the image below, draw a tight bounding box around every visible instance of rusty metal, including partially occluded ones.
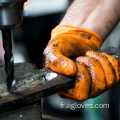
[0,63,75,114]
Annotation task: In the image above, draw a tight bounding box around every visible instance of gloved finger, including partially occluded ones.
[76,56,107,98]
[102,53,120,83]
[43,49,77,76]
[86,51,117,89]
[58,62,92,101]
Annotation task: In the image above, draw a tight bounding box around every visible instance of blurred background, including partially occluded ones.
[0,0,120,120]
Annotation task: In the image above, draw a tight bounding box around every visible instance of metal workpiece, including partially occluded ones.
[0,63,75,114]
[0,0,26,29]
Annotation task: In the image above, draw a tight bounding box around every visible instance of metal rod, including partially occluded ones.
[2,29,16,92]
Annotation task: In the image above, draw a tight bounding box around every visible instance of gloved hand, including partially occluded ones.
[43,25,102,76]
[43,25,120,101]
[59,51,120,101]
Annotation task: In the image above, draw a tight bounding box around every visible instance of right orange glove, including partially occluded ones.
[43,25,102,76]
[43,25,120,101]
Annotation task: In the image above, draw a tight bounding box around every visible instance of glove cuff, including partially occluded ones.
[51,25,102,50]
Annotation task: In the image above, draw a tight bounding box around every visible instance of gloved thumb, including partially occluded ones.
[43,48,77,76]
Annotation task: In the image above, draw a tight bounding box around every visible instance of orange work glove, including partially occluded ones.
[43,25,102,76]
[43,25,120,101]
[59,51,120,101]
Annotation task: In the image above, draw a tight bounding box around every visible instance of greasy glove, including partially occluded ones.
[59,51,120,101]
[43,25,120,101]
[43,25,102,76]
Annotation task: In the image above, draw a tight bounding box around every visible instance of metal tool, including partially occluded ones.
[0,0,26,92]
[2,29,15,92]
[0,63,75,114]
[0,47,119,114]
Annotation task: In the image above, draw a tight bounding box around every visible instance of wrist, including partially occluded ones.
[60,0,120,42]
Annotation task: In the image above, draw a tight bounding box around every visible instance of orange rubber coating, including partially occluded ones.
[43,25,102,76]
[58,62,92,101]
[59,51,120,101]
[86,51,117,89]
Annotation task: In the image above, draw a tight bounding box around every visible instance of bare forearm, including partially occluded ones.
[60,0,120,41]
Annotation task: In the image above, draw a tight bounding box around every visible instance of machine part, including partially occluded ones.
[98,46,120,59]
[0,0,27,91]
[0,101,62,120]
[2,29,15,91]
[0,63,75,114]
[0,0,26,29]
[0,102,42,120]
[23,0,69,17]
[2,29,16,92]
[0,47,119,114]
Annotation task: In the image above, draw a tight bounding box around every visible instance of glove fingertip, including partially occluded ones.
[52,58,77,76]
[44,51,77,76]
